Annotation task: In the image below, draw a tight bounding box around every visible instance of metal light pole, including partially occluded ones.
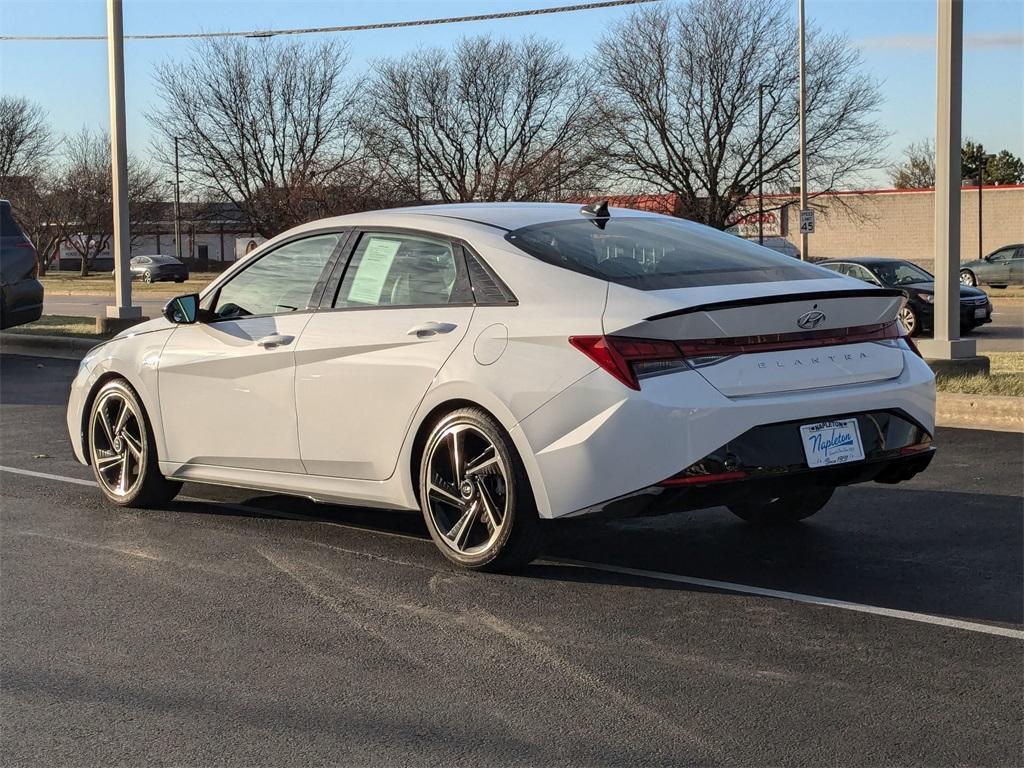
[413,115,423,202]
[104,0,139,321]
[173,136,183,261]
[978,152,995,260]
[918,0,975,361]
[797,0,809,261]
[758,83,767,245]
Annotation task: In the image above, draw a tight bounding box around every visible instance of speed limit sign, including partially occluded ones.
[799,209,815,234]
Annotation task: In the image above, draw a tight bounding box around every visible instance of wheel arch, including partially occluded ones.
[404,390,552,519]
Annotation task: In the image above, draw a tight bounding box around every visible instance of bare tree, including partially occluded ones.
[8,173,74,276]
[150,38,368,238]
[595,0,886,229]
[59,128,162,276]
[889,139,936,189]
[0,96,55,186]
[366,36,601,203]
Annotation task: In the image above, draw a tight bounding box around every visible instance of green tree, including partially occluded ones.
[890,139,1024,188]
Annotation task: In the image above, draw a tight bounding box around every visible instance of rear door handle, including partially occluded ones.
[407,321,457,338]
[255,334,295,349]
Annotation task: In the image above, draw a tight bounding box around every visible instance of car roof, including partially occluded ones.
[291,202,664,235]
[820,257,911,267]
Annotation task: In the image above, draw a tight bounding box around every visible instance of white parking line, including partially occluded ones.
[2,463,1021,641]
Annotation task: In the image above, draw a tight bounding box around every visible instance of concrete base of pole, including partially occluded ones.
[916,337,978,360]
[105,305,143,320]
[97,314,148,335]
[925,354,990,377]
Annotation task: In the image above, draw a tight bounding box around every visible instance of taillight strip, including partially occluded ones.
[675,321,901,356]
[571,321,908,390]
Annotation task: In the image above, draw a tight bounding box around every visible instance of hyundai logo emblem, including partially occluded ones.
[797,310,827,329]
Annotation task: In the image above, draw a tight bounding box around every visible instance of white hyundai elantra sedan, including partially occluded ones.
[67,203,936,570]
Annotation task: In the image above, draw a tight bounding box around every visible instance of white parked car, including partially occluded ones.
[67,203,936,570]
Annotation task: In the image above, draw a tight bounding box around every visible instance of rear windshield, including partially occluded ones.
[505,217,831,290]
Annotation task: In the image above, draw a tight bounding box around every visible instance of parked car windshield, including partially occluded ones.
[505,217,829,289]
[871,261,933,286]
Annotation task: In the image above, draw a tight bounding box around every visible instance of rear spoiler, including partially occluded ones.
[644,288,906,322]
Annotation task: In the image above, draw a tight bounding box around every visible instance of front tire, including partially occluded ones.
[729,487,834,525]
[419,408,542,571]
[959,269,977,287]
[87,379,181,507]
[143,270,153,283]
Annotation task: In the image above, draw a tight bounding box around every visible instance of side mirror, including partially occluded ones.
[164,293,200,324]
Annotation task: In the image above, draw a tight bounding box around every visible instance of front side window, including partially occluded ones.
[989,248,1013,262]
[333,232,470,309]
[505,217,831,290]
[212,233,340,319]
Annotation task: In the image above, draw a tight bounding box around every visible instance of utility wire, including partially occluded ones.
[0,0,661,42]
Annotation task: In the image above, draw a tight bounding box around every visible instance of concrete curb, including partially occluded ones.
[0,333,99,360]
[936,392,1024,433]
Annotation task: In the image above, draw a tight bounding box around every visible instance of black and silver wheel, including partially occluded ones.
[898,305,919,337]
[143,270,153,283]
[959,269,976,287]
[729,487,834,525]
[87,379,181,507]
[419,408,542,571]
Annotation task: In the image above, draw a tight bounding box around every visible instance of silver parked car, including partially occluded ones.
[960,244,1023,288]
[130,255,189,284]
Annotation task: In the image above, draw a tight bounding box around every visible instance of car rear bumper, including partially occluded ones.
[1,279,44,329]
[516,348,935,519]
[567,413,934,518]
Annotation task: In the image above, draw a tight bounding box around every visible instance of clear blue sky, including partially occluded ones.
[1,0,1022,188]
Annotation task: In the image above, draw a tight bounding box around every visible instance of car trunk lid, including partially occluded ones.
[602,279,908,396]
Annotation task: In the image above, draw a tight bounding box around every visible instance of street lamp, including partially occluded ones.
[757,83,768,245]
[172,136,184,262]
[977,152,996,260]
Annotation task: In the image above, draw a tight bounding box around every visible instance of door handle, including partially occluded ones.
[255,334,295,349]
[407,321,457,338]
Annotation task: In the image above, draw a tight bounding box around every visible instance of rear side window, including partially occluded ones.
[505,217,831,290]
[333,232,472,309]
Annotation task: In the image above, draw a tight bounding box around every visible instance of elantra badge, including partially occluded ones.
[797,310,826,329]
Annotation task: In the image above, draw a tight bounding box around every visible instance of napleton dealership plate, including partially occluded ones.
[799,418,866,468]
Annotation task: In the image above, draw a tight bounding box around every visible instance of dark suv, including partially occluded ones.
[0,200,44,329]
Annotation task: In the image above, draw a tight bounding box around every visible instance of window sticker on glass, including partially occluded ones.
[346,237,402,305]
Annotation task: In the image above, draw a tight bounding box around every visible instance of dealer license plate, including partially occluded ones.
[974,308,987,319]
[799,418,865,468]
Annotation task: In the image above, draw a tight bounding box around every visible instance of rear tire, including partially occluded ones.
[728,487,834,525]
[418,407,543,571]
[87,379,181,508]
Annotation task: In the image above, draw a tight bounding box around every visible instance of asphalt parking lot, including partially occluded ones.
[1,353,1021,767]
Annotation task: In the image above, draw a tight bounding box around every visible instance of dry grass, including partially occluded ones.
[41,271,217,297]
[935,352,1024,397]
[3,315,114,340]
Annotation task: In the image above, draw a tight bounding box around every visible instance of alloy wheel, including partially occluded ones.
[898,306,917,335]
[959,271,975,286]
[90,390,145,498]
[424,423,509,556]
